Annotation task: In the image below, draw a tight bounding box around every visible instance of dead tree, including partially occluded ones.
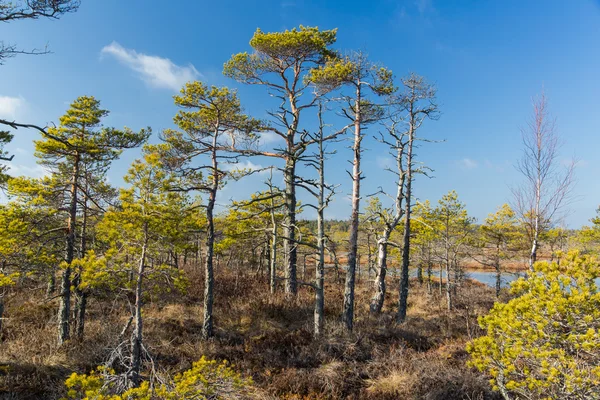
[396,74,438,323]
[512,93,575,271]
[370,116,407,315]
[0,0,80,64]
[309,51,394,331]
[295,102,339,337]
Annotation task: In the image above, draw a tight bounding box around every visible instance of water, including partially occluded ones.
[325,264,525,288]
[412,268,524,288]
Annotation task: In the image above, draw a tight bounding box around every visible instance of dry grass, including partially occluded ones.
[0,264,503,399]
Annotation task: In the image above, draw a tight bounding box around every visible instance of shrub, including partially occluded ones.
[466,251,600,400]
[64,357,253,400]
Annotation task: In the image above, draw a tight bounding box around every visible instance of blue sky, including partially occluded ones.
[1,0,599,227]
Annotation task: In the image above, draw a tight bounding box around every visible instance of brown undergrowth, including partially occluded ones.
[0,264,504,399]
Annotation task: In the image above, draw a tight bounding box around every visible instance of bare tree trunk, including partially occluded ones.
[370,119,407,315]
[302,253,307,282]
[494,245,502,297]
[453,252,460,296]
[283,157,297,295]
[270,227,277,294]
[75,293,86,339]
[315,106,327,337]
[314,240,324,336]
[398,121,415,322]
[202,143,219,340]
[529,227,539,271]
[342,84,362,332]
[439,263,443,295]
[367,233,374,280]
[314,189,325,337]
[74,194,88,339]
[131,231,147,387]
[58,153,79,345]
[370,234,389,314]
[445,248,452,311]
[426,259,432,294]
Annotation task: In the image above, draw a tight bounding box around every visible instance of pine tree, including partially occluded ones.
[97,148,189,386]
[161,82,259,339]
[34,96,148,344]
[224,26,337,296]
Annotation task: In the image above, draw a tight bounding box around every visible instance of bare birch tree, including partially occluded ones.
[513,93,575,271]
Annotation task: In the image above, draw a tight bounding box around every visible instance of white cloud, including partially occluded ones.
[258,131,282,146]
[101,42,200,91]
[9,164,49,178]
[0,95,25,119]
[459,158,478,169]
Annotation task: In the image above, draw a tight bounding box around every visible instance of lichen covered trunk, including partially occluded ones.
[342,86,362,331]
[283,157,297,295]
[445,248,452,311]
[529,231,538,271]
[370,235,389,314]
[398,115,415,323]
[74,197,88,339]
[75,293,87,339]
[314,117,326,337]
[58,153,79,345]
[202,191,216,339]
[131,235,147,386]
[202,143,219,339]
[314,209,325,337]
[269,226,277,294]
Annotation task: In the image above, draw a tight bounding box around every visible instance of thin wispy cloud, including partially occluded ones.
[459,158,478,170]
[101,42,200,91]
[0,95,25,119]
